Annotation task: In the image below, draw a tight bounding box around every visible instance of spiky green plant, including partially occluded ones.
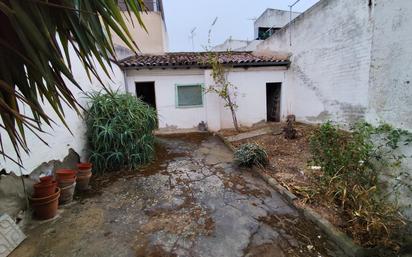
[86,90,157,173]
[0,0,146,164]
[234,143,268,167]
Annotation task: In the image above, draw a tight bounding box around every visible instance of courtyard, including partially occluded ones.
[11,134,344,257]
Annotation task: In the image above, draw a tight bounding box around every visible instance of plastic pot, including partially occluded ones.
[30,187,60,220]
[59,182,76,205]
[76,172,92,191]
[33,180,57,198]
[55,169,77,180]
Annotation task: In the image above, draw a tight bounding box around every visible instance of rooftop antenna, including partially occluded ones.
[189,27,197,51]
[289,0,301,46]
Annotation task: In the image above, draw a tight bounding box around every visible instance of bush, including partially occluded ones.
[86,90,157,173]
[234,143,268,167]
[309,121,411,250]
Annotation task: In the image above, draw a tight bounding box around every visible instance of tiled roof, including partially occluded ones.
[118,51,290,69]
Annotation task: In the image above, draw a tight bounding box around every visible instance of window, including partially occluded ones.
[257,27,280,40]
[176,84,203,108]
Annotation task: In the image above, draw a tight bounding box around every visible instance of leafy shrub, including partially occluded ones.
[86,90,157,173]
[309,121,411,250]
[234,143,268,167]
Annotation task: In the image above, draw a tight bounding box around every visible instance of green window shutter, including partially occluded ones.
[176,84,203,107]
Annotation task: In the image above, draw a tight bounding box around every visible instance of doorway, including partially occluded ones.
[135,82,156,109]
[266,83,282,122]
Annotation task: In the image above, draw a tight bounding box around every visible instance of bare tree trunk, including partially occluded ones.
[227,96,240,132]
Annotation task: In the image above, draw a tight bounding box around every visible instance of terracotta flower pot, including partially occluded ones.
[33,180,57,198]
[39,175,54,185]
[30,187,60,220]
[77,162,92,171]
[59,182,76,205]
[55,169,77,180]
[76,172,92,191]
[57,176,77,188]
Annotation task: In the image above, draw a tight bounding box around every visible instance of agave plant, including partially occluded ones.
[0,0,146,164]
[86,90,157,173]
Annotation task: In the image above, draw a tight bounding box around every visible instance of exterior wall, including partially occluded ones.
[124,67,288,131]
[212,39,250,51]
[125,70,206,129]
[367,0,412,218]
[219,67,288,129]
[213,39,263,52]
[368,0,412,131]
[254,9,301,39]
[1,46,125,175]
[257,0,412,219]
[112,12,168,54]
[257,0,373,126]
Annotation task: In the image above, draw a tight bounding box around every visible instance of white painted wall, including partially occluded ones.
[256,0,412,219]
[254,9,301,39]
[257,0,373,126]
[0,46,125,175]
[125,69,206,129]
[367,0,412,218]
[219,67,288,129]
[125,67,287,131]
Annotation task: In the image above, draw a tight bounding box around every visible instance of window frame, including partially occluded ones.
[175,83,204,109]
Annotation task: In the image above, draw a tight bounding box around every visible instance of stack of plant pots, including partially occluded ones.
[76,162,93,191]
[30,176,60,220]
[55,169,77,205]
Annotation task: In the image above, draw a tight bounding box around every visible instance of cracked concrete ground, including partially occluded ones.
[11,134,345,257]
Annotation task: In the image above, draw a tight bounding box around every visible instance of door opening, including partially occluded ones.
[135,82,156,109]
[266,83,282,122]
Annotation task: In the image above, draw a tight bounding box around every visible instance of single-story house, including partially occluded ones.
[119,51,290,131]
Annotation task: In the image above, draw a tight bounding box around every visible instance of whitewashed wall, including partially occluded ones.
[256,0,412,219]
[125,67,287,131]
[125,69,206,129]
[0,46,125,175]
[219,67,288,129]
[256,0,373,126]
[367,0,412,218]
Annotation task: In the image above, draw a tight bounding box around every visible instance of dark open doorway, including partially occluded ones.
[135,82,156,109]
[266,83,282,122]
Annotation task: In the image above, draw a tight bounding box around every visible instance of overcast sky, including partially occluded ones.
[163,0,320,52]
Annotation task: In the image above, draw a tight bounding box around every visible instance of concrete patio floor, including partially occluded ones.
[11,134,345,257]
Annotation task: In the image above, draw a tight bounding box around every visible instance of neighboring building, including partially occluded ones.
[254,9,300,40]
[213,8,301,52]
[212,39,252,52]
[113,0,168,56]
[119,52,290,131]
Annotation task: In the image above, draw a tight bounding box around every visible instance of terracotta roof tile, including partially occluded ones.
[118,51,290,69]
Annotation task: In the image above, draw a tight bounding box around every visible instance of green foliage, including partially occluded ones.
[0,0,146,164]
[309,121,412,249]
[86,90,157,173]
[234,143,269,167]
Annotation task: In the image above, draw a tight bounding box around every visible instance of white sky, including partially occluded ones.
[163,0,320,52]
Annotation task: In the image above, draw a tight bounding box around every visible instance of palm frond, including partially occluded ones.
[0,0,146,164]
